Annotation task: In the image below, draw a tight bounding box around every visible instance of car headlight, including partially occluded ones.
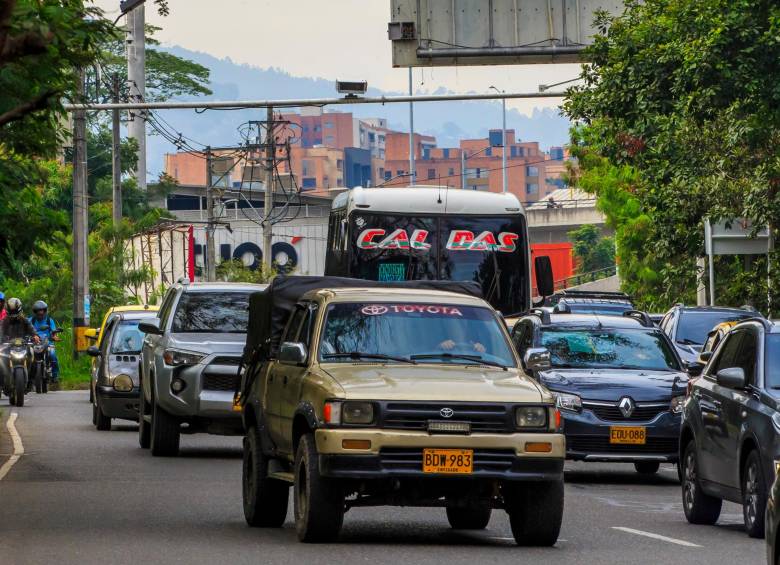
[515,406,548,429]
[323,401,375,425]
[553,392,582,413]
[113,374,133,392]
[163,349,204,367]
[670,395,685,414]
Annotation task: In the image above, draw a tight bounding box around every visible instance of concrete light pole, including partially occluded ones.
[125,2,147,190]
[490,86,507,193]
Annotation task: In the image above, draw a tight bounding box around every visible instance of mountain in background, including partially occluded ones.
[146,46,571,179]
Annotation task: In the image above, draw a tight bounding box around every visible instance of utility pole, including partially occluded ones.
[205,147,216,281]
[72,68,90,357]
[501,97,507,193]
[263,106,275,269]
[112,74,122,227]
[408,68,415,184]
[126,3,146,190]
[461,150,466,190]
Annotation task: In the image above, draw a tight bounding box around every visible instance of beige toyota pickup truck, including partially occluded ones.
[238,276,565,545]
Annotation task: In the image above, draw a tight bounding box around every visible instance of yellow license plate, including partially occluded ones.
[422,449,473,474]
[610,426,646,444]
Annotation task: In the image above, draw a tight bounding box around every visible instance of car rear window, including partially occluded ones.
[677,311,754,346]
[171,292,250,333]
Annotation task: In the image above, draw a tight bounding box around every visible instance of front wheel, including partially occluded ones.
[95,396,112,431]
[446,506,492,530]
[503,480,563,546]
[33,364,43,394]
[243,427,289,527]
[294,434,344,542]
[742,450,767,538]
[150,395,180,457]
[13,367,25,407]
[681,441,722,525]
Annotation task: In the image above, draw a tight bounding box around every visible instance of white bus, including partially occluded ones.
[325,186,550,314]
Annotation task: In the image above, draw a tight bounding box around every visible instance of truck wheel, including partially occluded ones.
[681,440,722,524]
[446,506,492,529]
[138,378,151,449]
[150,396,180,457]
[504,480,563,546]
[742,450,767,538]
[243,427,289,527]
[13,368,25,407]
[294,434,344,542]
[634,461,660,475]
[95,397,112,431]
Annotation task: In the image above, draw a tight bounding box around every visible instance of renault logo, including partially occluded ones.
[440,407,454,418]
[618,397,635,418]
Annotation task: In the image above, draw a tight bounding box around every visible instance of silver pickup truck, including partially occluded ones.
[138,281,266,456]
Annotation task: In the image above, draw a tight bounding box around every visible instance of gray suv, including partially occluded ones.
[138,281,266,456]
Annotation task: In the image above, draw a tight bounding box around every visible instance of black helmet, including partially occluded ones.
[32,300,48,314]
[6,298,23,319]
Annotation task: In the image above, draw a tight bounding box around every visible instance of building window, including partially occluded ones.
[378,135,385,144]
[489,130,503,147]
[422,147,431,160]
[384,170,392,180]
[325,135,335,144]
[336,159,343,171]
[379,149,385,159]
[427,168,436,180]
[550,147,564,160]
[313,125,320,132]
[368,132,375,142]
[379,168,384,179]
[337,177,343,185]
[302,159,313,176]
[302,177,317,190]
[526,183,539,194]
[324,121,334,129]
[475,168,481,178]
[448,167,455,176]
[397,170,404,177]
[526,166,539,176]
[510,146,517,158]
[485,147,492,157]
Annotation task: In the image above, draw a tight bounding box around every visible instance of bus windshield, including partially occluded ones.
[344,213,528,314]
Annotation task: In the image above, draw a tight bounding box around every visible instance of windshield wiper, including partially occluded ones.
[410,352,507,370]
[676,338,700,346]
[322,352,417,364]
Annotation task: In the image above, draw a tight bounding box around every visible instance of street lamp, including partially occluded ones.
[489,85,507,194]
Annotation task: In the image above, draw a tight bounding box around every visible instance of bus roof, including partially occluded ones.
[331,186,525,216]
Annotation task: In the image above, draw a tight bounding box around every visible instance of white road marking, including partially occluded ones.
[612,527,701,548]
[0,412,23,481]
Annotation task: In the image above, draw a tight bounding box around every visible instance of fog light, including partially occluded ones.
[525,442,553,453]
[342,439,371,450]
[171,378,186,394]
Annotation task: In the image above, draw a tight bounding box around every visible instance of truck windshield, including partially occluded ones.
[110,321,145,353]
[347,213,528,314]
[540,329,680,371]
[319,302,516,368]
[172,292,250,333]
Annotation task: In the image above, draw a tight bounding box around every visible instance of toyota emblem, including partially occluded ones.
[440,407,454,418]
[361,305,388,316]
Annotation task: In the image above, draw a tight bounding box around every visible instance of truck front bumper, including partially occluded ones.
[315,429,564,481]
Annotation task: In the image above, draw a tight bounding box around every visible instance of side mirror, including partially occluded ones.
[524,347,552,372]
[138,319,163,335]
[686,361,705,377]
[698,351,712,363]
[84,328,99,339]
[279,342,307,365]
[534,256,554,298]
[87,345,101,358]
[716,367,746,389]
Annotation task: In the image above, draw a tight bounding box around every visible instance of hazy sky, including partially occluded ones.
[94,0,581,116]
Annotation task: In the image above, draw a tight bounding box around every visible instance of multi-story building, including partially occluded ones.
[354,118,388,159]
[282,108,355,150]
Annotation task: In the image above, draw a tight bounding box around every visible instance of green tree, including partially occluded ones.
[564,0,780,310]
[568,224,616,274]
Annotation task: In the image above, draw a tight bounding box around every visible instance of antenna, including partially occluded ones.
[437,174,442,204]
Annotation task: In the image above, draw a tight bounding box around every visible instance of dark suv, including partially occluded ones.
[545,290,634,317]
[659,305,757,363]
[511,309,687,474]
[680,317,780,538]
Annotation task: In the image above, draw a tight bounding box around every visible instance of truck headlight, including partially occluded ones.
[324,401,375,425]
[553,392,582,412]
[163,349,204,367]
[515,406,548,429]
[670,395,685,414]
[113,374,133,392]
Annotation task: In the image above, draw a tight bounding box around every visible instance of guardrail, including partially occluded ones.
[532,265,617,296]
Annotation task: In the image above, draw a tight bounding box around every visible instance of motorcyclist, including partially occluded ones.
[1,298,38,343]
[29,300,60,384]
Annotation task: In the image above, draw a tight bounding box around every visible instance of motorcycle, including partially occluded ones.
[0,336,34,407]
[31,325,61,394]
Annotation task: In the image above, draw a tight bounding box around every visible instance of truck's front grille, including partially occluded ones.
[380,402,513,433]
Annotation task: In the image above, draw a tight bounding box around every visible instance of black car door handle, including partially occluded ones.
[283,375,289,386]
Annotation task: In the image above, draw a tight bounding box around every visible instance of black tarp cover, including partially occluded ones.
[242,275,483,364]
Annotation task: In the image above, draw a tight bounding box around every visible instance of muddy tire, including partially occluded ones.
[504,479,563,546]
[243,427,289,527]
[294,434,344,542]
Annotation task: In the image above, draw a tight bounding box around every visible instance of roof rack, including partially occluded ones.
[557,289,633,301]
[622,310,655,328]
[734,316,771,329]
[527,308,551,325]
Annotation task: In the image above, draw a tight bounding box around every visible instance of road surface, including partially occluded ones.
[0,391,764,565]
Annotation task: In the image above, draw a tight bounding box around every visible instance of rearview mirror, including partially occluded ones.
[716,367,746,389]
[686,361,705,377]
[87,345,101,358]
[534,256,554,298]
[279,342,307,365]
[524,347,552,372]
[138,319,163,335]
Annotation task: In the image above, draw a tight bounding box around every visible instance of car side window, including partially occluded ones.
[660,313,672,334]
[733,330,758,386]
[100,320,117,355]
[299,304,319,349]
[709,331,744,378]
[511,321,527,351]
[282,304,307,344]
[157,289,177,329]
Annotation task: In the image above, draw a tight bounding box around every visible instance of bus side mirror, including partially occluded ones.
[535,256,554,298]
